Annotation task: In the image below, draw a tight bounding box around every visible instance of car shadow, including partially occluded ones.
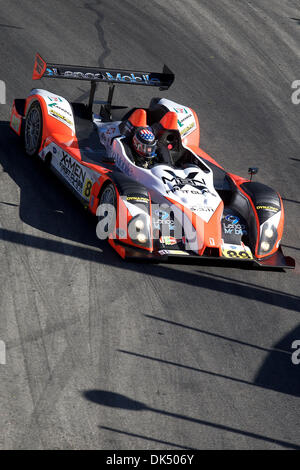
[82,389,300,449]
[143,314,300,397]
[254,324,300,397]
[0,120,105,249]
[282,198,300,205]
[99,425,197,450]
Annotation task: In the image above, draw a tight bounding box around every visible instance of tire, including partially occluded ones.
[96,183,117,240]
[24,101,43,156]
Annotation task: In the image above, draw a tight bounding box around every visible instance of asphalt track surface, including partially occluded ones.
[0,0,299,450]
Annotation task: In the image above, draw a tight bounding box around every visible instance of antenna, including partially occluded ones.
[248,167,258,182]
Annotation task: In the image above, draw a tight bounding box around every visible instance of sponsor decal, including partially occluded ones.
[222,244,253,259]
[180,122,195,137]
[154,221,175,230]
[190,206,214,213]
[56,151,93,201]
[225,214,239,225]
[49,109,73,126]
[100,126,119,146]
[162,169,215,195]
[60,152,86,189]
[153,209,175,230]
[47,96,63,107]
[166,250,189,256]
[45,68,161,85]
[10,112,21,134]
[160,235,177,246]
[113,151,133,176]
[158,249,189,256]
[174,107,187,114]
[45,95,74,131]
[126,196,149,203]
[154,209,169,220]
[82,178,93,200]
[181,114,193,125]
[256,205,279,212]
[173,106,196,137]
[177,113,193,127]
[224,224,247,235]
[223,215,247,235]
[51,104,72,117]
[46,67,55,76]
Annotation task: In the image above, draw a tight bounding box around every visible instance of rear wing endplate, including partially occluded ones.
[32,53,174,91]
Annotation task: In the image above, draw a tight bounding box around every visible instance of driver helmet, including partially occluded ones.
[132,127,156,160]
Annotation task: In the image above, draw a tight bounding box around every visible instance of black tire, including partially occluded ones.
[24,101,43,156]
[96,183,117,240]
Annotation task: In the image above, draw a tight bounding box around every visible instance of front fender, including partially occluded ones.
[95,170,153,252]
[240,181,284,258]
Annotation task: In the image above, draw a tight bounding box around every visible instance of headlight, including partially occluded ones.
[257,223,278,256]
[135,219,145,230]
[260,241,270,252]
[137,233,147,244]
[264,228,274,238]
[128,214,151,247]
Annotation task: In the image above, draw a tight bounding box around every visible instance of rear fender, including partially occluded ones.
[25,89,75,153]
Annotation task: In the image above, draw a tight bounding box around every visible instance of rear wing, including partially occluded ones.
[32,53,174,91]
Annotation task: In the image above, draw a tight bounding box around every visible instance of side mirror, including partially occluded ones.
[248,167,259,181]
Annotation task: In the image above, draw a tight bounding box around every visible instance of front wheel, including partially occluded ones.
[24,101,43,156]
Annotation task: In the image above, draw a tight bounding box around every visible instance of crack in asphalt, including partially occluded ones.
[74,1,111,103]
[84,1,111,67]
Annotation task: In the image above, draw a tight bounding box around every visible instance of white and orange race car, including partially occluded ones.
[10,53,295,268]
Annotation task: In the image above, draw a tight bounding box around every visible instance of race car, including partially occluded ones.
[10,53,295,268]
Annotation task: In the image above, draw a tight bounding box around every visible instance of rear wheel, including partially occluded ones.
[24,101,43,156]
[96,183,117,240]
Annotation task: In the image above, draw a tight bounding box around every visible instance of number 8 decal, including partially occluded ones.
[83,179,93,199]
